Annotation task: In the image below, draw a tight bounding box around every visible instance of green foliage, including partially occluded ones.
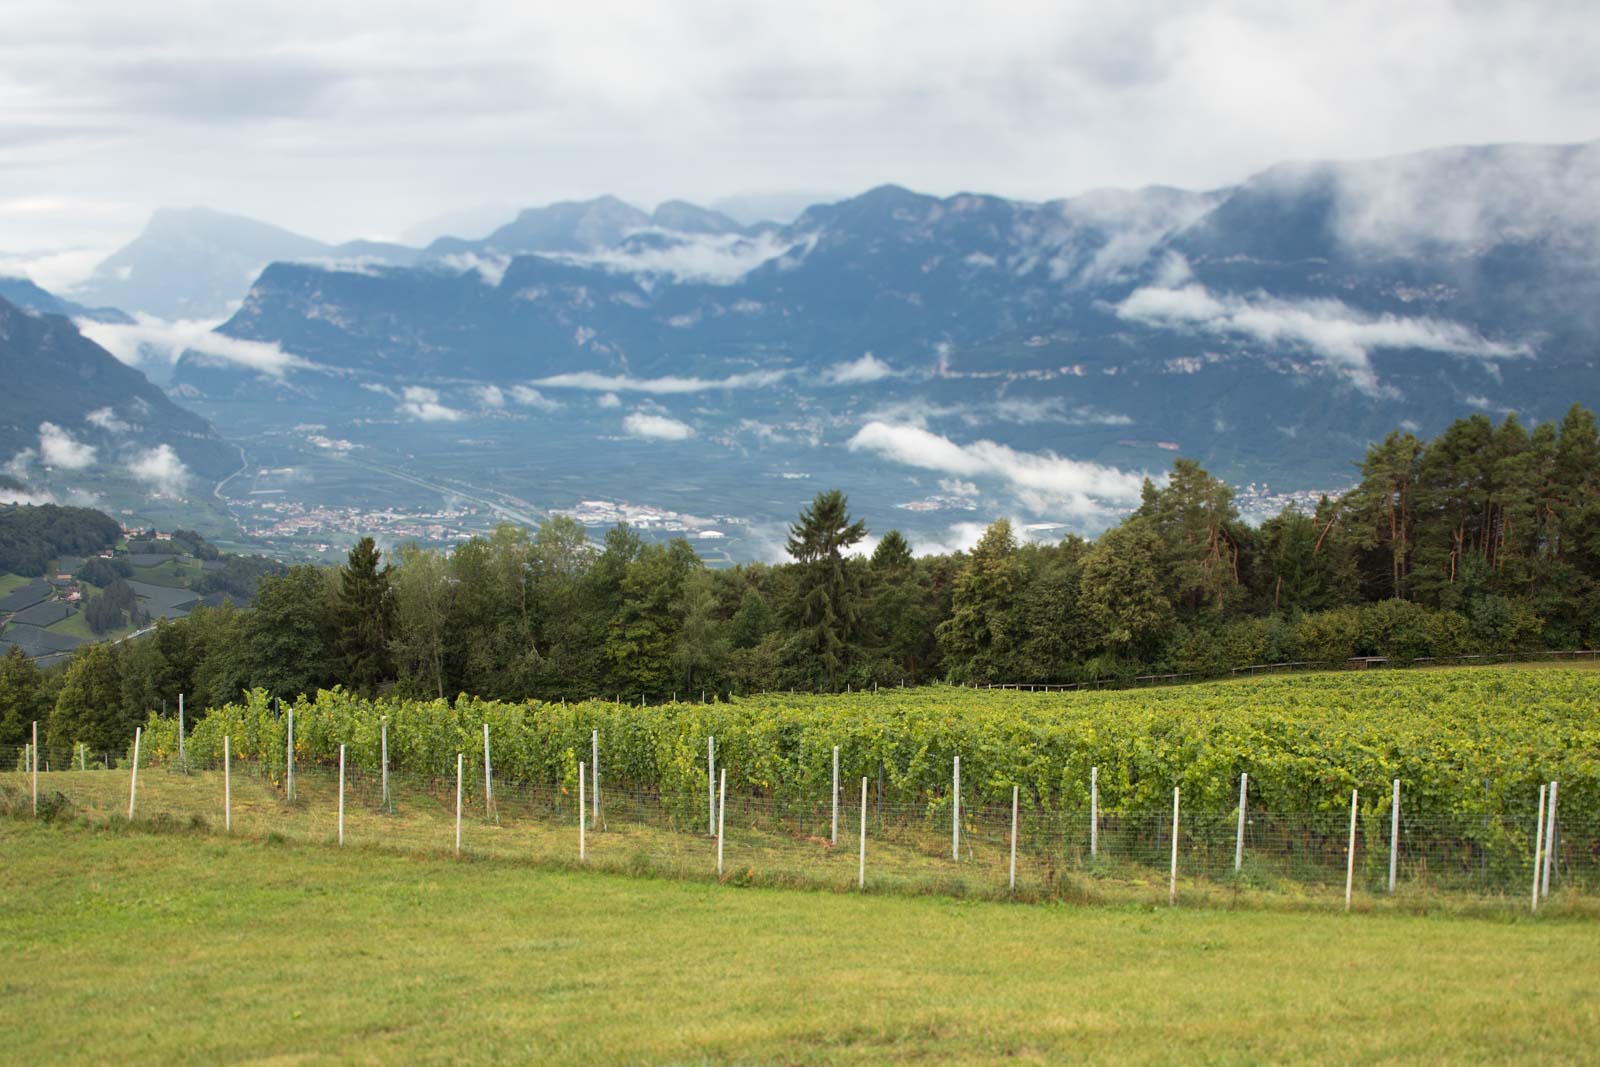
[784,490,868,686]
[333,537,395,694]
[0,645,52,748]
[0,504,121,577]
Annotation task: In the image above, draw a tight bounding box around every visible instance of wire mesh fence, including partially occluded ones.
[5,741,1592,913]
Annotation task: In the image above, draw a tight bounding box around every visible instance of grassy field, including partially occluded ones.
[0,571,28,599]
[1,821,1597,1065]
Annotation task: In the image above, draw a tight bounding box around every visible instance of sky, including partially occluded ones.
[2,0,1598,279]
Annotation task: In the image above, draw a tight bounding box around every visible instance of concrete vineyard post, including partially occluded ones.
[1389,779,1400,893]
[338,744,346,846]
[952,756,960,862]
[224,735,231,833]
[380,718,389,810]
[578,762,586,862]
[831,745,839,846]
[1090,766,1098,859]
[286,707,295,801]
[591,730,600,830]
[79,743,85,771]
[455,752,463,857]
[1344,788,1358,911]
[178,693,185,769]
[483,724,494,824]
[1531,783,1546,913]
[128,726,142,821]
[858,777,867,889]
[707,736,715,837]
[31,721,37,816]
[1168,786,1180,906]
[1009,785,1019,892]
[717,767,727,877]
[1543,780,1558,898]
[1234,772,1248,872]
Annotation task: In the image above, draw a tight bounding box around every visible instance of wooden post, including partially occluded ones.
[1388,779,1400,892]
[717,767,727,877]
[578,762,586,861]
[1531,783,1547,913]
[1009,784,1019,891]
[1543,780,1558,899]
[1234,772,1247,872]
[224,735,231,833]
[952,755,960,862]
[1168,786,1179,906]
[1345,788,1358,911]
[1090,766,1098,859]
[338,744,346,846]
[128,727,142,820]
[858,776,867,889]
[455,752,463,857]
[831,745,840,846]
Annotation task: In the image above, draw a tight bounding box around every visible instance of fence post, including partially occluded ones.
[380,717,389,811]
[1090,765,1098,859]
[128,726,142,821]
[831,745,839,846]
[578,761,586,861]
[178,693,185,770]
[1009,784,1019,892]
[31,720,38,816]
[952,756,961,862]
[707,736,715,837]
[483,724,495,824]
[1531,784,1547,913]
[338,744,346,846]
[1234,772,1248,873]
[286,707,295,801]
[224,735,231,833]
[858,777,867,889]
[717,767,727,878]
[79,743,86,772]
[1542,780,1558,899]
[591,729,600,830]
[455,752,463,857]
[1389,779,1400,892]
[1344,788,1358,912]
[1168,786,1180,906]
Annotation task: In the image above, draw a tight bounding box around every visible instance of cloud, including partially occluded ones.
[435,251,511,286]
[939,478,980,497]
[623,412,695,440]
[534,369,787,394]
[508,385,561,411]
[38,422,97,469]
[127,443,191,496]
[475,385,506,408]
[1115,268,1533,394]
[84,406,132,432]
[596,392,621,409]
[398,386,464,422]
[848,420,1147,519]
[551,230,813,284]
[824,352,896,384]
[77,313,316,378]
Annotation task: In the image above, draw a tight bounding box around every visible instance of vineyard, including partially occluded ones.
[15,666,1600,906]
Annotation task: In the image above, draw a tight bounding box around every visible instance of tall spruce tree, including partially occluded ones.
[335,537,396,693]
[785,490,867,686]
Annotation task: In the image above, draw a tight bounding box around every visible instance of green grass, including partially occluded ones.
[127,558,202,588]
[0,571,28,599]
[1,821,1597,1065]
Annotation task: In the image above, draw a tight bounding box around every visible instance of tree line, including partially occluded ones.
[6,405,1600,763]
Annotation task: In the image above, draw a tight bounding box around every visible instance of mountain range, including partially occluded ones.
[5,138,1599,557]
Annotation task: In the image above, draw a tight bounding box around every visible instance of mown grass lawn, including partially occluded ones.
[2,821,1597,1065]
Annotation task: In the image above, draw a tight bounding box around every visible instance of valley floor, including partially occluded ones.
[1,822,1596,1065]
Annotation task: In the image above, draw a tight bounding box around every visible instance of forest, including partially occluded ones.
[5,404,1600,760]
